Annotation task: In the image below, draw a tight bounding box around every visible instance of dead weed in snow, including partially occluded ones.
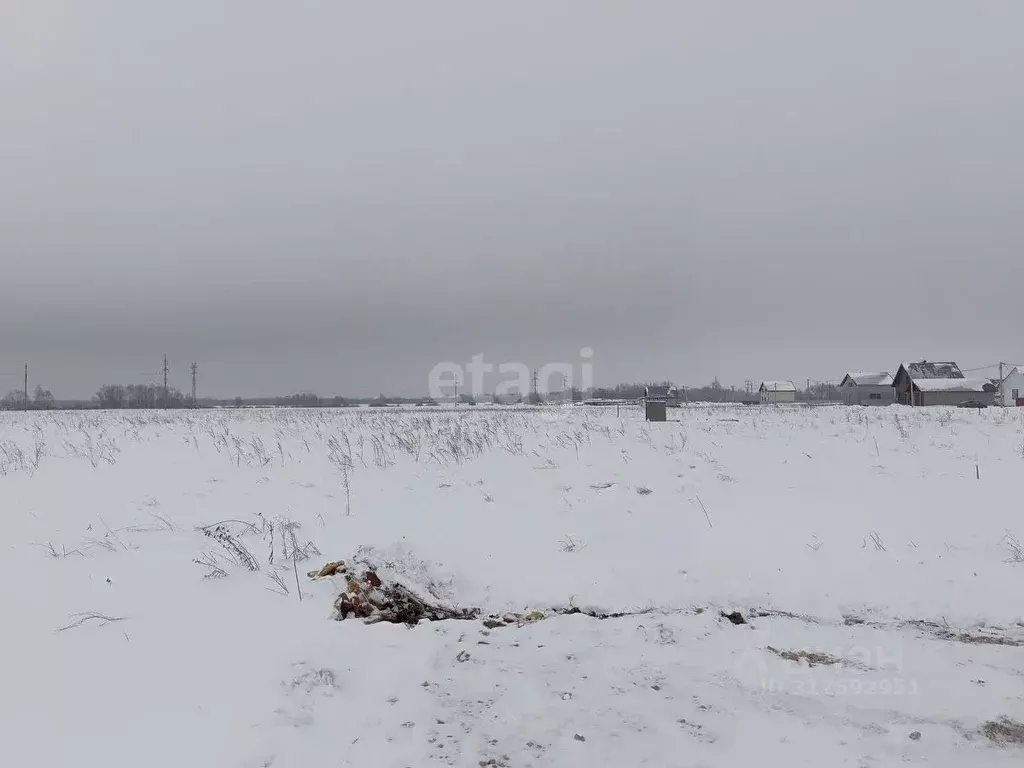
[981,717,1024,747]
[325,562,478,625]
[767,646,868,670]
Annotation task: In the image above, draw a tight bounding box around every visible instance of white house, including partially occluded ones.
[996,366,1024,407]
[759,381,797,404]
[838,372,894,405]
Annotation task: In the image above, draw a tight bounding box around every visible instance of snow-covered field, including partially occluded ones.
[2,404,1024,766]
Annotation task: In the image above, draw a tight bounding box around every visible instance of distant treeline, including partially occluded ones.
[589,380,754,402]
[86,381,729,409]
[221,392,531,407]
[1,385,56,410]
[0,378,841,411]
[591,380,841,403]
[93,384,193,409]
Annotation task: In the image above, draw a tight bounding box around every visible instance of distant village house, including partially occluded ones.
[759,381,796,404]
[995,366,1024,407]
[838,372,894,405]
[891,361,996,407]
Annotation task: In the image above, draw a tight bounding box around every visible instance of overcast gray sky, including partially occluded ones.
[2,1,1022,398]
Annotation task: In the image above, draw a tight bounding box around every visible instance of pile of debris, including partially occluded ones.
[309,559,478,626]
[308,555,662,629]
[480,611,546,629]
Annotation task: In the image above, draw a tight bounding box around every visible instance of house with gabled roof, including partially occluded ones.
[759,380,796,404]
[838,372,894,405]
[995,366,1024,407]
[892,360,995,406]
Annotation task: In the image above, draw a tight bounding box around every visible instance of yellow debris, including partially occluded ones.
[307,560,346,579]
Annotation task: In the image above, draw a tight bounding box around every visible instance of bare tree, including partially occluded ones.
[1,389,29,410]
[94,383,187,409]
[33,385,55,410]
[95,385,127,409]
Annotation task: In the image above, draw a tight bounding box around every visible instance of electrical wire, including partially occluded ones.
[960,363,1000,373]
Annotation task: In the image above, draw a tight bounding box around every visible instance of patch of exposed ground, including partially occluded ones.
[981,717,1024,747]
[767,646,869,670]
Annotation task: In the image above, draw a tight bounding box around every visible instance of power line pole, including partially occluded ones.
[190,362,198,407]
[530,369,540,404]
[24,363,28,406]
[162,355,169,406]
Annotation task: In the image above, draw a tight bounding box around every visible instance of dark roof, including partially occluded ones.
[904,361,963,380]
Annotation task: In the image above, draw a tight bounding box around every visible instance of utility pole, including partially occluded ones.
[162,355,169,406]
[24,363,28,407]
[530,369,540,404]
[190,362,198,407]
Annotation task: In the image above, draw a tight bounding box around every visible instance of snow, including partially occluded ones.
[903,362,965,380]
[846,372,894,387]
[760,380,797,392]
[3,405,1024,766]
[912,377,992,393]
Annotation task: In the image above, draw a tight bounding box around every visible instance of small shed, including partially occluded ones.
[838,372,894,405]
[995,366,1024,407]
[759,381,797,404]
[644,385,675,422]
